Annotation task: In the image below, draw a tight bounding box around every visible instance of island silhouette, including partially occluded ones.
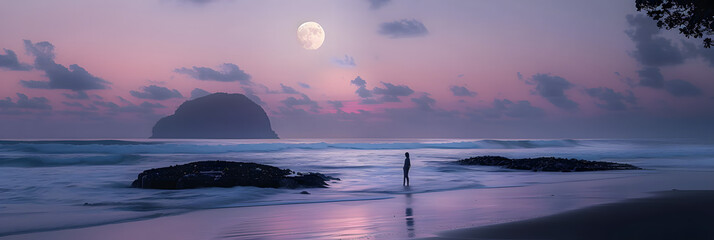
[150,93,279,139]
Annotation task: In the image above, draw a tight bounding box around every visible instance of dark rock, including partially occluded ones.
[131,161,338,189]
[457,156,641,172]
[279,172,340,189]
[150,93,278,139]
[300,191,310,194]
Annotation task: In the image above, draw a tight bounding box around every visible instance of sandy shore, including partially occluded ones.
[430,190,714,240]
[4,170,714,240]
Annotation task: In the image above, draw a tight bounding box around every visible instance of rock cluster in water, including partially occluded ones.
[457,156,641,172]
[131,161,339,189]
[150,93,279,139]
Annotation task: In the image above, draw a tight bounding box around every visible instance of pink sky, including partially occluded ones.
[0,0,713,138]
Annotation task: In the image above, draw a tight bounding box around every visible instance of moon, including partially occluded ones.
[297,21,325,50]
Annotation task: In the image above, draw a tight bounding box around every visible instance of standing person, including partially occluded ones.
[403,152,411,186]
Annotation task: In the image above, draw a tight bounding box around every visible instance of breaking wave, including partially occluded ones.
[0,139,582,155]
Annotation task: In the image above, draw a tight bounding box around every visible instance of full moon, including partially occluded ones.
[297,21,325,50]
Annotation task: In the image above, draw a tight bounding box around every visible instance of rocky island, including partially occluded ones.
[457,156,641,172]
[131,161,339,189]
[150,93,278,139]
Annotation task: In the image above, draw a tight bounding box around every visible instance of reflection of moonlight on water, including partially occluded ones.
[297,21,325,50]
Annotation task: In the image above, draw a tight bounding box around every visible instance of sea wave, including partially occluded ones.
[1,138,712,238]
[0,139,582,155]
[0,154,143,167]
[2,138,710,168]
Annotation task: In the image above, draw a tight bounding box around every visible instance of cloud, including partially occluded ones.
[367,0,391,10]
[637,66,664,88]
[280,84,300,94]
[625,14,686,67]
[495,99,545,118]
[140,102,166,109]
[174,63,251,84]
[411,94,436,111]
[242,87,265,105]
[259,91,714,138]
[280,94,320,113]
[350,76,372,98]
[298,82,311,89]
[625,15,704,97]
[700,48,714,67]
[118,96,132,105]
[130,85,183,100]
[327,100,344,111]
[378,19,429,38]
[62,101,84,108]
[0,93,52,110]
[62,101,98,111]
[350,76,414,104]
[63,91,89,100]
[190,88,211,99]
[24,40,54,63]
[350,76,367,87]
[636,67,702,97]
[585,87,636,111]
[450,86,477,97]
[664,79,703,97]
[93,98,165,115]
[360,98,380,105]
[93,100,118,109]
[332,55,356,67]
[615,72,637,88]
[0,49,31,71]
[526,73,579,111]
[271,96,487,138]
[21,40,111,91]
[478,99,545,119]
[372,82,414,102]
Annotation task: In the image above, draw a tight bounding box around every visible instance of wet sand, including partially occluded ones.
[4,170,714,240]
[430,190,714,240]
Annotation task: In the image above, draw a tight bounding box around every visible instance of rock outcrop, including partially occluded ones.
[457,156,641,172]
[131,161,339,189]
[150,93,278,139]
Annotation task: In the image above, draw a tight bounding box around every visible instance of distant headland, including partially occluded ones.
[150,93,279,139]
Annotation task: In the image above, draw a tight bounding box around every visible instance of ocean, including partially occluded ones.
[1,138,713,237]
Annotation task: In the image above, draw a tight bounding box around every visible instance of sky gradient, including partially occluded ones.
[1,0,713,139]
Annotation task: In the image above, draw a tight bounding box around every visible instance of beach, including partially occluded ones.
[431,190,714,240]
[3,0,714,238]
[4,168,713,239]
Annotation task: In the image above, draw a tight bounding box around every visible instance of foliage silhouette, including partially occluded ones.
[636,0,714,48]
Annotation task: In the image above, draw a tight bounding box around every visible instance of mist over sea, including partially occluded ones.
[1,138,713,236]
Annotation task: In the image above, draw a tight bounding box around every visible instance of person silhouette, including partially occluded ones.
[403,152,411,186]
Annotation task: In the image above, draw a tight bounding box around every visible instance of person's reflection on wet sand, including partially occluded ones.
[405,191,415,238]
[403,152,411,186]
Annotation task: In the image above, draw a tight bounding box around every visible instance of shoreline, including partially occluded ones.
[3,170,714,239]
[429,190,714,240]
